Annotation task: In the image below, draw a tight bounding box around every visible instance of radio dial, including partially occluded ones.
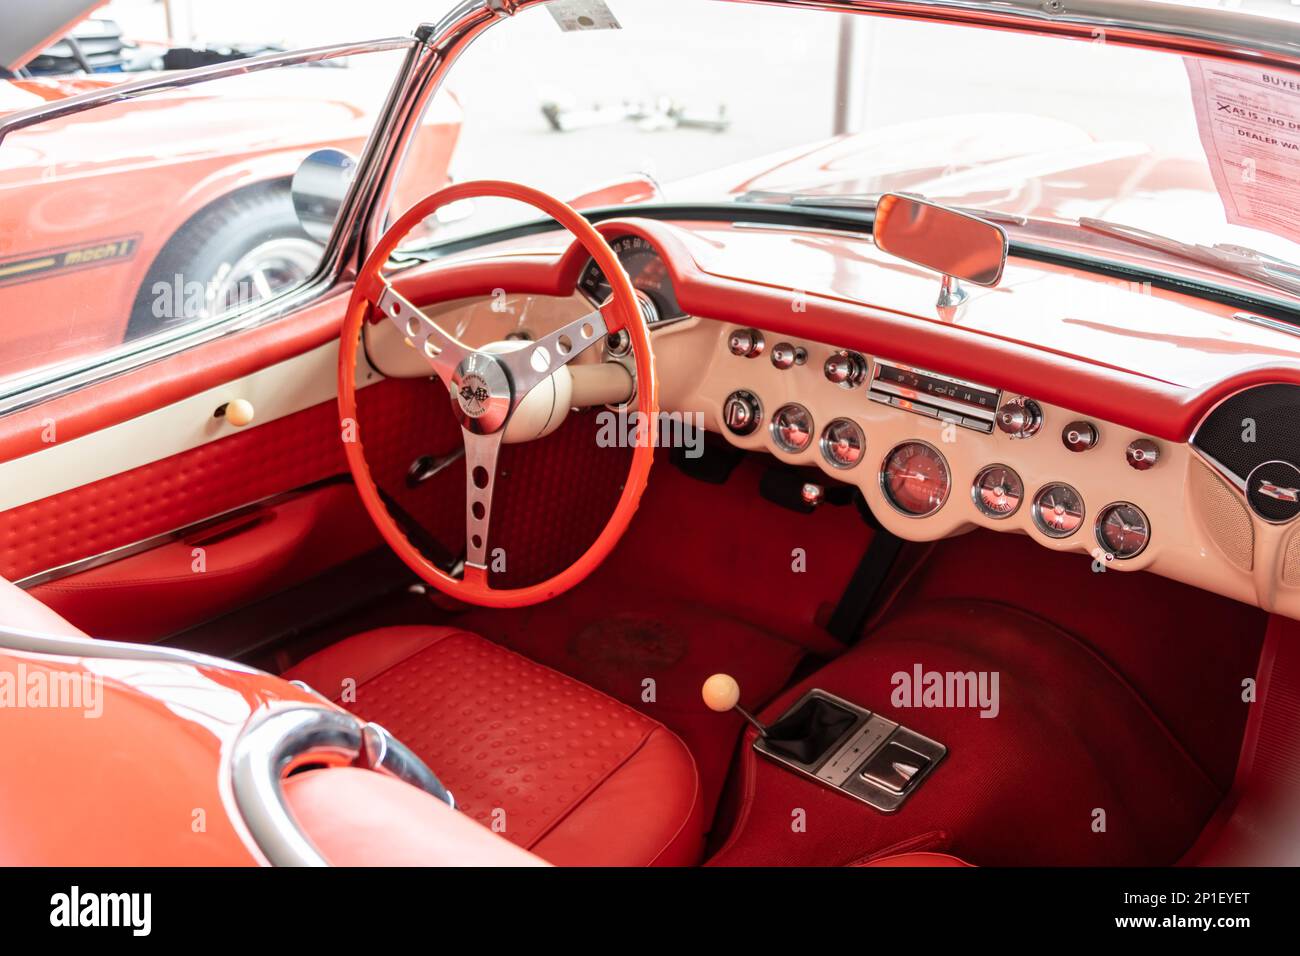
[1062,421,1099,452]
[1126,438,1160,471]
[824,350,867,388]
[996,398,1043,439]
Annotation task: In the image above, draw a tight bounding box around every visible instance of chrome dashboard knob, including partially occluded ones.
[1062,420,1098,452]
[728,328,765,358]
[722,389,762,436]
[996,398,1043,438]
[1126,438,1161,471]
[770,342,805,370]
[824,350,867,388]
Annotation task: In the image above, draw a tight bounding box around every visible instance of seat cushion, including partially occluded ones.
[284,625,703,867]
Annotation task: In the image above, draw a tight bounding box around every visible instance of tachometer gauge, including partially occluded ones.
[881,441,950,517]
[820,418,865,469]
[972,464,1023,519]
[1032,482,1084,538]
[770,403,814,454]
[1096,502,1150,559]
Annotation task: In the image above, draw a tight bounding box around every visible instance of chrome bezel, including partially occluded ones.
[770,403,815,455]
[1094,501,1151,560]
[818,417,865,471]
[1031,482,1086,539]
[722,389,763,437]
[971,463,1024,520]
[880,439,951,518]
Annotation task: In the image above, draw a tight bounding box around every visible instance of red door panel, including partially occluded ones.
[29,483,381,641]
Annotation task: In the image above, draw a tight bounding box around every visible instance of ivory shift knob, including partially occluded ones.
[702,673,741,713]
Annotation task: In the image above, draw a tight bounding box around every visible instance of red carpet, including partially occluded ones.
[709,598,1231,867]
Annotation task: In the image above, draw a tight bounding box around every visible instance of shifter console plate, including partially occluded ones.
[753,688,945,812]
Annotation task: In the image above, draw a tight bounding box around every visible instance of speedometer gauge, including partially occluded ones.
[578,235,685,321]
[1032,483,1084,538]
[972,464,1023,519]
[1096,502,1150,559]
[881,441,950,517]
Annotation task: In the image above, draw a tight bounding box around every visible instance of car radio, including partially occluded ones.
[868,359,1001,433]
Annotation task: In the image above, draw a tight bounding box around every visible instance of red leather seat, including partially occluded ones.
[284,625,703,867]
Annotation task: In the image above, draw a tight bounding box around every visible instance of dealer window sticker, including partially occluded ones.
[1185,59,1300,245]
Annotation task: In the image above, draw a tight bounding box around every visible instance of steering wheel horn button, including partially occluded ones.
[451,352,512,433]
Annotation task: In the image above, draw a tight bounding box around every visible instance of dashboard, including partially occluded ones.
[382,216,1300,622]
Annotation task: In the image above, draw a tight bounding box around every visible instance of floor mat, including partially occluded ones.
[709,598,1226,867]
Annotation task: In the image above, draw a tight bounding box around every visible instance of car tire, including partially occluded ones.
[127,182,323,340]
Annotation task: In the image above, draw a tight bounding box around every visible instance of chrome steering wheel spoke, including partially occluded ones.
[497,308,608,403]
[375,282,470,386]
[462,428,505,573]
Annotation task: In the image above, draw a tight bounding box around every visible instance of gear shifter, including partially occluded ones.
[701,673,768,737]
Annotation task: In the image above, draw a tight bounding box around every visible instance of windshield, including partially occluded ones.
[400,0,1300,301]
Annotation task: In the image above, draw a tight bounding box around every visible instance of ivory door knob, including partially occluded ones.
[224,399,256,427]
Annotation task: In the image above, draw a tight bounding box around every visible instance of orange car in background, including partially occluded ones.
[0,2,461,383]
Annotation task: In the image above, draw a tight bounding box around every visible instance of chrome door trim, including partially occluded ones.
[12,477,351,590]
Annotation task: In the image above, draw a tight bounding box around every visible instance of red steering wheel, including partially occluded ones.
[338,180,658,608]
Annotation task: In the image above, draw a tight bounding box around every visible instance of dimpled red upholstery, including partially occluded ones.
[284,626,704,867]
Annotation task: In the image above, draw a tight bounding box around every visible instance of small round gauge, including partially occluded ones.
[972,464,1023,519]
[881,441,951,517]
[1096,502,1150,559]
[820,418,865,470]
[770,404,814,454]
[1032,482,1085,538]
[578,235,685,321]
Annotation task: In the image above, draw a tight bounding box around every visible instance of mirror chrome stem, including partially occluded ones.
[937,274,968,320]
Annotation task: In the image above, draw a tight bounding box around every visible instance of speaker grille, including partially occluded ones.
[1190,458,1254,571]
[1191,383,1300,483]
[1285,531,1300,587]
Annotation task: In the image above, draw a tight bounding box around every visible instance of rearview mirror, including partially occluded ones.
[291,148,358,244]
[873,193,1008,288]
